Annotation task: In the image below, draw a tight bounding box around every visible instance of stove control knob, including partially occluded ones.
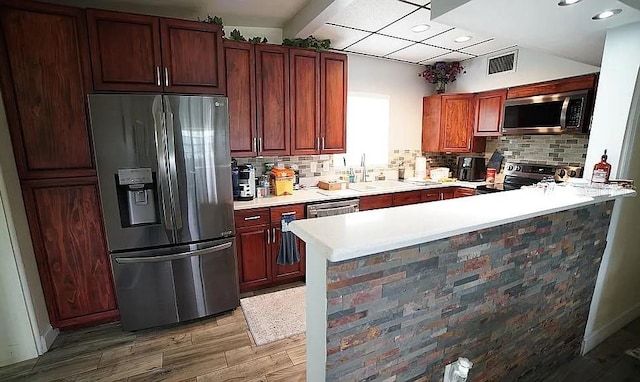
[507,164,514,171]
[569,170,577,177]
[515,165,521,171]
[558,169,566,178]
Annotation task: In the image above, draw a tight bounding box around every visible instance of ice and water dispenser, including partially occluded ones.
[115,168,160,227]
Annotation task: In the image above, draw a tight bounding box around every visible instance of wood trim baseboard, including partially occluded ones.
[582,302,640,354]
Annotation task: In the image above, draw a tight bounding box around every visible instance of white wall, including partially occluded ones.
[347,54,429,151]
[583,21,640,353]
[447,47,600,94]
[0,93,54,366]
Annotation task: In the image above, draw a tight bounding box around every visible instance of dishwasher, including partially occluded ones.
[307,198,360,218]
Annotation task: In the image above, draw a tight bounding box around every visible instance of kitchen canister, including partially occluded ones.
[415,156,427,179]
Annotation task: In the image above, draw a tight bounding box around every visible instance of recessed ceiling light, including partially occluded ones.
[558,0,582,6]
[411,24,431,33]
[454,36,472,43]
[592,9,622,20]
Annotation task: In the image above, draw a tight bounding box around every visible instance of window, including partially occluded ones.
[334,93,390,167]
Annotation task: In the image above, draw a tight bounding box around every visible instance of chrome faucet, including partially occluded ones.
[361,153,367,182]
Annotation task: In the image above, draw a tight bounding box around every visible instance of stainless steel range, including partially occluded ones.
[476,162,583,194]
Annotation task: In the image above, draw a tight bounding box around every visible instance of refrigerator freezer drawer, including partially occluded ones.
[111,237,239,331]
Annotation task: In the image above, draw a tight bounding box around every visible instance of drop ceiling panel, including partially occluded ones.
[460,39,517,56]
[421,51,475,64]
[314,24,371,50]
[386,42,449,62]
[377,8,454,42]
[422,27,485,50]
[328,0,419,32]
[346,33,414,56]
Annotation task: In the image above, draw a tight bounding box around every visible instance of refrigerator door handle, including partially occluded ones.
[153,110,174,232]
[164,112,183,230]
[114,241,233,264]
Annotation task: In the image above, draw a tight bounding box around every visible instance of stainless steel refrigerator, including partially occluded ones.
[88,94,239,331]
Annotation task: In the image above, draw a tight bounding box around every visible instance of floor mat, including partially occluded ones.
[240,286,306,346]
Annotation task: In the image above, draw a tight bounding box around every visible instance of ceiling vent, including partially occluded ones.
[487,50,518,75]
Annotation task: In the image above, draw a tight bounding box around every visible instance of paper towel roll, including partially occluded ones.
[415,156,427,179]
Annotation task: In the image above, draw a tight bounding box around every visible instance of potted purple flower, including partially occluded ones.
[419,61,464,94]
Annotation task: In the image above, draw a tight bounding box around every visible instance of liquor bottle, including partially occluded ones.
[591,149,612,184]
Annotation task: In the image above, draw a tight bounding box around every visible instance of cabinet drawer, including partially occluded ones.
[234,208,270,227]
[454,187,477,198]
[270,204,305,223]
[360,194,393,211]
[442,189,455,200]
[421,190,441,202]
[392,191,422,206]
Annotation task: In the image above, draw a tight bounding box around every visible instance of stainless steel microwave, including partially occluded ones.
[501,90,592,134]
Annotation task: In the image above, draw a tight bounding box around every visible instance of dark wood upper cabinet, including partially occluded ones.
[506,74,597,99]
[320,52,347,154]
[256,44,290,156]
[87,9,161,92]
[87,9,225,94]
[160,18,225,94]
[225,41,257,157]
[290,49,320,156]
[0,1,94,179]
[422,94,485,153]
[474,89,507,137]
[22,178,118,328]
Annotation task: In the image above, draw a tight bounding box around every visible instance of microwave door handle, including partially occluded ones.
[164,111,183,231]
[153,108,174,235]
[560,96,571,129]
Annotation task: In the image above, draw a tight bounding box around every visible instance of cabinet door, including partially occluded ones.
[236,225,271,292]
[160,18,225,94]
[0,2,94,179]
[271,226,306,282]
[290,49,320,155]
[320,52,347,154]
[392,191,422,206]
[475,89,507,137]
[441,188,455,200]
[256,44,290,156]
[440,94,475,152]
[22,178,118,328]
[422,96,442,153]
[225,41,257,157]
[87,9,162,92]
[359,194,393,211]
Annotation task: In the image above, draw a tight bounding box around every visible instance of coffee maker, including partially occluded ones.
[457,157,486,181]
[238,164,255,201]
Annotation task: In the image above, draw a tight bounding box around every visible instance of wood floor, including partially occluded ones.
[0,308,306,382]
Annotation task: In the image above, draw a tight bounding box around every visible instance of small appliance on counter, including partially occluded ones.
[457,157,486,181]
[238,164,256,201]
[270,167,295,196]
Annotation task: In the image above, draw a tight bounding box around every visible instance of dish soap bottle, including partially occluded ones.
[592,149,612,184]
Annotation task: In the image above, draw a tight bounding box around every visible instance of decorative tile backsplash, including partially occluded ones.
[485,134,589,170]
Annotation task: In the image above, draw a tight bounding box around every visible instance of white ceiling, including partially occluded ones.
[432,0,640,66]
[312,0,517,65]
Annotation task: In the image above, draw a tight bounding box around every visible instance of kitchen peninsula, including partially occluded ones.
[290,187,635,381]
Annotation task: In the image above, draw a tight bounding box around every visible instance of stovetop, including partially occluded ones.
[477,162,583,194]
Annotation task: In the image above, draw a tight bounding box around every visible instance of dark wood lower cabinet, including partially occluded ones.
[272,227,306,282]
[359,194,393,211]
[454,187,477,198]
[236,225,272,293]
[392,191,422,206]
[22,177,118,328]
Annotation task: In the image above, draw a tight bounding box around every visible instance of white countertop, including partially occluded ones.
[289,187,636,262]
[233,180,485,210]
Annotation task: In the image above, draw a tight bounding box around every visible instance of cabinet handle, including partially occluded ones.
[164,67,169,87]
[272,228,276,241]
[258,137,263,153]
[156,67,161,86]
[316,137,320,150]
[281,212,296,216]
[253,137,258,153]
[266,228,270,244]
[467,138,471,149]
[244,216,261,221]
[321,137,325,151]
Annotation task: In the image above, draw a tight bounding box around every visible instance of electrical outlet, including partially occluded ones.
[310,162,317,173]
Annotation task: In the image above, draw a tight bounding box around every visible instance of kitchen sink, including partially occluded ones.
[349,180,414,192]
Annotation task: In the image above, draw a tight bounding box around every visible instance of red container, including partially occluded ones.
[486,168,496,183]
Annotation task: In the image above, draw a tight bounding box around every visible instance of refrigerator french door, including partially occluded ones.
[89,94,239,331]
